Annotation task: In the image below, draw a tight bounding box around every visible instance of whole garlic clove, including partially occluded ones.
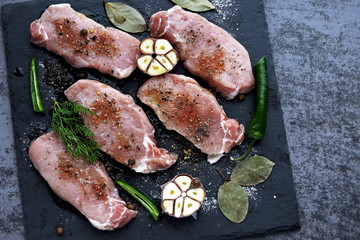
[147,59,168,76]
[165,50,178,65]
[187,188,205,202]
[174,197,184,218]
[154,39,173,55]
[139,38,155,55]
[183,197,201,217]
[162,182,181,200]
[137,55,153,72]
[162,200,174,216]
[174,175,192,192]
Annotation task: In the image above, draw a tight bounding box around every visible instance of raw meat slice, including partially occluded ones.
[149,6,255,99]
[30,3,139,79]
[28,132,137,230]
[137,73,245,164]
[64,79,178,173]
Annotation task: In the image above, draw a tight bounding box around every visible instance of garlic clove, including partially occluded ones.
[162,200,174,216]
[137,55,153,73]
[147,59,168,76]
[165,50,178,65]
[154,39,173,55]
[162,182,181,200]
[174,175,192,192]
[183,197,201,217]
[139,38,155,55]
[187,188,205,202]
[174,197,184,218]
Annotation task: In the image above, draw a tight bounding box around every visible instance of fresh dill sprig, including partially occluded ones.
[52,100,102,164]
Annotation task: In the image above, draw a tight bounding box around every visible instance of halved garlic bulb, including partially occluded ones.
[161,174,206,218]
[137,38,178,76]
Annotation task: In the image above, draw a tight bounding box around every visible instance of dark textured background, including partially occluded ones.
[0,0,359,239]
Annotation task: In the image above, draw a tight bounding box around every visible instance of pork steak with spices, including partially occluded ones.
[64,79,178,173]
[137,73,245,164]
[149,6,255,99]
[30,3,139,79]
[28,132,137,230]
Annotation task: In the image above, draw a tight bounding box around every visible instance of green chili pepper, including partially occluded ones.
[115,179,161,221]
[233,57,268,161]
[30,57,45,113]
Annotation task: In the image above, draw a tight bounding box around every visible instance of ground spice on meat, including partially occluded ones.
[89,93,121,126]
[56,157,80,180]
[88,94,138,156]
[198,50,225,80]
[149,88,211,143]
[91,182,108,201]
[53,18,118,57]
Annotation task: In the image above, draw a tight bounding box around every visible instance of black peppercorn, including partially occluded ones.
[128,159,136,166]
[76,71,88,79]
[80,29,88,36]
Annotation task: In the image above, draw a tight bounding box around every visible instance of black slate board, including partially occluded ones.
[2,0,300,239]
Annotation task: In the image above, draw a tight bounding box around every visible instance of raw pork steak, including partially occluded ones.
[28,132,137,230]
[30,3,139,79]
[65,79,178,173]
[149,6,255,99]
[138,74,245,164]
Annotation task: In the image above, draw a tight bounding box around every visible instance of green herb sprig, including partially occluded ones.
[52,100,102,164]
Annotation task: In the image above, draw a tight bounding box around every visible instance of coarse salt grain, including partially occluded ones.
[211,0,235,22]
[243,186,258,201]
[202,196,218,213]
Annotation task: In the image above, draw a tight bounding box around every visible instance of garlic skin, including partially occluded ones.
[161,174,206,218]
[137,38,178,76]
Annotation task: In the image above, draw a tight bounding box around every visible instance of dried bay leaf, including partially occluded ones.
[171,0,216,12]
[104,1,147,33]
[218,181,248,223]
[230,156,275,186]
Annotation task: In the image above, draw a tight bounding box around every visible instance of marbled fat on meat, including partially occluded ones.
[149,6,255,99]
[137,73,245,164]
[28,132,137,230]
[30,3,139,79]
[65,79,178,173]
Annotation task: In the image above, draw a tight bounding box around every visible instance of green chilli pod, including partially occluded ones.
[30,57,45,113]
[233,56,268,161]
[115,179,161,221]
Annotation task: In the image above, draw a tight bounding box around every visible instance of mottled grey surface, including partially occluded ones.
[0,0,26,239]
[256,0,360,239]
[0,0,359,239]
